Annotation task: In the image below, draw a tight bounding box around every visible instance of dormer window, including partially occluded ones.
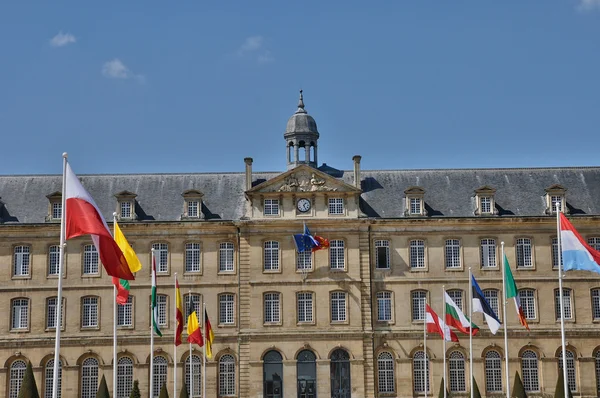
[474,186,498,216]
[114,191,137,221]
[545,185,567,215]
[404,187,426,216]
[45,192,62,222]
[181,189,204,220]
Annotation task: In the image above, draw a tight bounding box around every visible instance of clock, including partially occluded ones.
[297,198,311,213]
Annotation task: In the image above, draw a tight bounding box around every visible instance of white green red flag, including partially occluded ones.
[444,292,479,335]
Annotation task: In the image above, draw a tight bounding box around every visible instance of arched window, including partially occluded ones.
[485,351,502,393]
[377,352,394,393]
[558,350,577,392]
[185,354,201,398]
[297,350,316,398]
[152,356,168,398]
[9,360,26,398]
[521,350,539,392]
[219,355,236,397]
[263,350,283,398]
[595,350,600,394]
[81,357,99,398]
[449,351,466,392]
[116,357,133,398]
[413,351,430,394]
[44,359,62,398]
[330,349,351,398]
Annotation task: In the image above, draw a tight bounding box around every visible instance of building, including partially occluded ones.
[1,92,600,398]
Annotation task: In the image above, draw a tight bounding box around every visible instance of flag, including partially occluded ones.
[504,255,530,330]
[560,213,600,274]
[293,224,319,252]
[175,278,184,346]
[205,309,215,359]
[187,311,203,347]
[426,304,458,342]
[151,256,162,337]
[471,275,501,334]
[112,221,142,304]
[445,292,479,335]
[312,235,330,252]
[65,163,134,280]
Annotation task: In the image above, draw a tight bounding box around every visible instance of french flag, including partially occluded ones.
[560,213,600,274]
[65,163,134,280]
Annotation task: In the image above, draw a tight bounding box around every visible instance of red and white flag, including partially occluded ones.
[65,163,134,280]
[426,304,458,342]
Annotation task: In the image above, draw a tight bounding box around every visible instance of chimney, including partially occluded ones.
[352,155,362,189]
[244,157,253,191]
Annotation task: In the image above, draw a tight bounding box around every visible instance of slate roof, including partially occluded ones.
[1,167,600,224]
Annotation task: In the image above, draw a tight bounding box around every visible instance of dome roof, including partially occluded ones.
[285,90,319,136]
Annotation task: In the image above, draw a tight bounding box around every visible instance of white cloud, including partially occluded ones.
[49,31,76,47]
[236,35,273,64]
[578,0,600,10]
[101,59,145,83]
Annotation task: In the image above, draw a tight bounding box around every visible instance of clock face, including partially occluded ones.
[297,198,311,212]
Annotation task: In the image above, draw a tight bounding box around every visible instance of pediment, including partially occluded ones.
[46,191,62,200]
[545,184,566,193]
[182,189,204,198]
[247,165,361,195]
[474,185,496,195]
[114,190,137,199]
[404,186,425,195]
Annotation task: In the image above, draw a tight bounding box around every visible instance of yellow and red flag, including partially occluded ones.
[187,311,204,347]
[205,309,215,359]
[112,221,142,304]
[175,278,184,346]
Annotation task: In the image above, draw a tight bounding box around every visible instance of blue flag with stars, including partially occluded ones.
[293,224,319,252]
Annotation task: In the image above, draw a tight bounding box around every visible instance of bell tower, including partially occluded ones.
[284,90,319,170]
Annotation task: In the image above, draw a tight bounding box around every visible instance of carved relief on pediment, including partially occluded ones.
[273,170,338,193]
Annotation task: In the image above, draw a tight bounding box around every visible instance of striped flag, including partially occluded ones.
[151,255,162,337]
[205,309,215,359]
[445,292,479,335]
[175,278,184,346]
[112,221,142,304]
[504,254,530,330]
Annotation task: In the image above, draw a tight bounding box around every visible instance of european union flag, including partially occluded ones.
[293,224,319,252]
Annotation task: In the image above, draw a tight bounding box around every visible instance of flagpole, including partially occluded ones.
[501,242,510,398]
[557,206,569,398]
[442,285,447,398]
[468,267,473,398]
[189,289,193,397]
[52,153,67,398]
[150,248,155,398]
[113,213,118,398]
[203,301,207,398]
[424,296,428,398]
[174,273,178,398]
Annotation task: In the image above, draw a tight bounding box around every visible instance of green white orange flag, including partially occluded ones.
[504,254,530,330]
[445,292,479,335]
[151,255,162,337]
[112,221,142,304]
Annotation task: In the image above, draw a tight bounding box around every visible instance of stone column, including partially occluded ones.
[294,146,299,166]
[304,145,310,163]
[283,359,296,398]
[317,359,330,397]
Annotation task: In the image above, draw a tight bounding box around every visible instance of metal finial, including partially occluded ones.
[295,89,306,114]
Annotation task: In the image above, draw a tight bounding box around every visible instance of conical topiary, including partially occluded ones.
[17,361,40,398]
[129,380,141,398]
[512,371,527,398]
[179,382,189,398]
[96,374,109,398]
[438,377,449,398]
[472,377,482,398]
[554,370,574,398]
[159,382,169,398]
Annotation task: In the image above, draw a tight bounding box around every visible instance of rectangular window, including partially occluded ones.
[14,246,30,276]
[219,242,234,272]
[82,297,98,328]
[552,237,562,269]
[375,240,390,269]
[331,292,347,322]
[187,200,199,218]
[184,294,201,324]
[593,289,600,320]
[551,195,563,213]
[48,245,60,276]
[480,239,497,268]
[519,290,536,320]
[297,251,312,271]
[328,198,344,215]
[157,295,167,327]
[46,297,65,329]
[264,293,281,323]
[219,294,235,325]
[329,240,345,270]
[120,201,131,219]
[410,239,425,269]
[297,292,314,323]
[516,238,533,268]
[264,199,279,216]
[483,290,500,321]
[480,197,492,214]
[411,291,426,321]
[12,299,29,330]
[83,244,99,275]
[589,237,600,251]
[263,241,280,271]
[410,198,421,215]
[52,202,62,219]
[117,296,133,327]
[377,291,392,322]
[152,243,169,273]
[185,243,201,273]
[555,289,572,320]
[448,290,463,312]
[445,239,461,269]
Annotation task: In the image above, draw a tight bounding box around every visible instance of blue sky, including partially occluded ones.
[1,1,599,175]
